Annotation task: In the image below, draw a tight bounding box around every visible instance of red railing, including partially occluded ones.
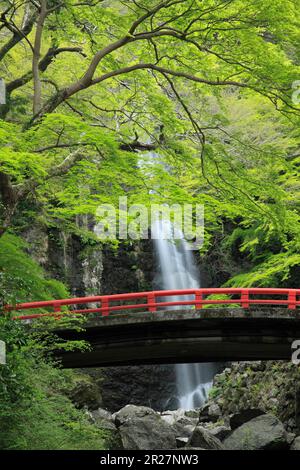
[3,288,300,320]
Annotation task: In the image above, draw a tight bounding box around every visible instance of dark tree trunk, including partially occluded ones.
[0,172,18,236]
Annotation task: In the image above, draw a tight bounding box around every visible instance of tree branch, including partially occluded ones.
[29,61,248,126]
[92,63,248,88]
[119,141,157,152]
[0,148,90,237]
[7,46,86,94]
[0,5,36,62]
[47,149,87,178]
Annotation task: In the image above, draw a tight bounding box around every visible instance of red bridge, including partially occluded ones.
[6,287,300,319]
[4,288,300,367]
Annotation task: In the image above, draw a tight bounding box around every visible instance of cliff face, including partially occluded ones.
[22,223,178,411]
[208,361,300,433]
[85,365,178,412]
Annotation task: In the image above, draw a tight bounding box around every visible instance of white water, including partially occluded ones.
[152,219,217,410]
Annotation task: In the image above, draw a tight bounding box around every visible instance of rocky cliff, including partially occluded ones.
[22,222,178,411]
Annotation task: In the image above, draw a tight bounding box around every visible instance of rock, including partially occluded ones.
[208,403,222,421]
[210,425,231,441]
[290,436,300,450]
[166,396,181,410]
[181,424,197,438]
[90,408,116,431]
[224,414,288,450]
[67,373,102,410]
[187,426,225,450]
[91,407,113,421]
[184,447,206,450]
[199,403,222,423]
[198,403,210,422]
[161,409,198,433]
[176,437,189,448]
[287,418,296,431]
[113,404,155,426]
[160,409,198,439]
[161,409,186,426]
[89,408,123,449]
[115,405,177,450]
[185,409,201,419]
[287,432,296,445]
[100,365,177,412]
[229,408,265,430]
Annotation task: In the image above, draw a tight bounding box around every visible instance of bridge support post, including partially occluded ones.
[101,297,109,316]
[147,293,156,312]
[53,304,61,320]
[195,290,203,309]
[288,291,296,310]
[241,289,249,309]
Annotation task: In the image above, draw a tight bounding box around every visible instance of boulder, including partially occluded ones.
[176,437,189,448]
[290,436,300,450]
[210,425,231,441]
[181,424,197,438]
[91,407,113,421]
[224,414,288,450]
[208,404,222,421]
[113,405,155,426]
[187,426,225,450]
[287,432,296,445]
[160,409,186,426]
[229,408,265,430]
[160,409,198,436]
[185,409,201,419]
[199,403,222,423]
[114,405,177,450]
[90,408,116,431]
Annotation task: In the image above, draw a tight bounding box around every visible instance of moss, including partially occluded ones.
[0,233,69,305]
[208,361,300,431]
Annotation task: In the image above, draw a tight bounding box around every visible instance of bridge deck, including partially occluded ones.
[52,308,300,367]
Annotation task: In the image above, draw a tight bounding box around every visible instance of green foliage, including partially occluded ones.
[0,316,108,450]
[0,121,46,183]
[0,233,68,305]
[0,2,299,284]
[203,294,240,309]
[226,252,300,287]
[0,1,299,283]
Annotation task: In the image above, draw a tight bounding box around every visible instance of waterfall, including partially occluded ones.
[152,218,217,410]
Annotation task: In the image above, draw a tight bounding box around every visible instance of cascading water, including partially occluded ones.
[152,218,217,410]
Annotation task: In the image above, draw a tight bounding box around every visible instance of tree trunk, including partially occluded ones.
[0,172,18,237]
[32,1,47,115]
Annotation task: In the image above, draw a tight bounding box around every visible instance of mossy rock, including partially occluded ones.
[67,373,102,410]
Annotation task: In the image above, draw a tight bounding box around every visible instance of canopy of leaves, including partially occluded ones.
[0,0,300,285]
